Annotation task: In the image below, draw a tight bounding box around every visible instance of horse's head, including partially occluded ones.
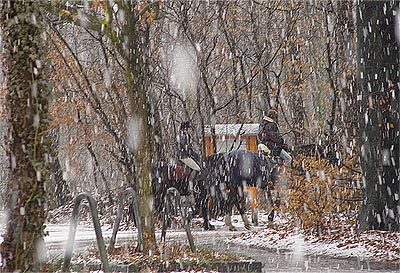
[201,153,228,184]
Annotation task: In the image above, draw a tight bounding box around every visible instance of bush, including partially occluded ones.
[286,155,362,233]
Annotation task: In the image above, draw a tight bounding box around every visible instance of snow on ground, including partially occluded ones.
[227,222,400,263]
[1,210,400,272]
[226,212,400,265]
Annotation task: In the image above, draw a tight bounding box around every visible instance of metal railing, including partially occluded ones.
[62,188,195,272]
[108,187,143,252]
[161,187,196,252]
[62,192,110,272]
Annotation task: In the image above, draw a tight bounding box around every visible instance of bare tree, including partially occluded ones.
[47,0,161,254]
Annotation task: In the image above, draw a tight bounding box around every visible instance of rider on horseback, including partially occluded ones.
[176,120,203,219]
[176,120,201,171]
[257,109,292,165]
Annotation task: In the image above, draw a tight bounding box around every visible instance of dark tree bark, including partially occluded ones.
[0,0,51,271]
[357,1,400,231]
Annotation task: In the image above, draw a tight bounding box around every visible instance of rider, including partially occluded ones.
[257,109,292,165]
[176,120,201,171]
[176,120,202,217]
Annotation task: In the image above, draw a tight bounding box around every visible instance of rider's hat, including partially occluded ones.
[267,109,278,121]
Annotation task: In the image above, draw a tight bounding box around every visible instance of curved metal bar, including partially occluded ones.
[161,187,196,252]
[62,192,110,272]
[108,187,143,252]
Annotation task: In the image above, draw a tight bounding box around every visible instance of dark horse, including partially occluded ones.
[151,158,217,230]
[204,149,275,231]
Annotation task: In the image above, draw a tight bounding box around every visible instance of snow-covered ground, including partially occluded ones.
[1,211,399,272]
[226,212,400,264]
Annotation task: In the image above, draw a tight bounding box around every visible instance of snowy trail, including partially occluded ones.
[42,218,399,273]
[1,213,399,272]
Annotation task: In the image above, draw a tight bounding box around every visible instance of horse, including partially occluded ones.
[152,149,277,232]
[204,149,275,231]
[152,160,191,212]
[240,143,340,226]
[151,158,216,230]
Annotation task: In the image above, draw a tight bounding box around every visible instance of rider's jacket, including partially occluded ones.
[176,129,200,162]
[257,116,285,156]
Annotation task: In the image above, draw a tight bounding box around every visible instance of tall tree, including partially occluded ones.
[0,0,51,271]
[48,0,161,254]
[357,1,400,231]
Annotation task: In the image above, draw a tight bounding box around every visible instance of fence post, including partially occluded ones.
[108,187,143,252]
[161,187,196,252]
[62,193,110,273]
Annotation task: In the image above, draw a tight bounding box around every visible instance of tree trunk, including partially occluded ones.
[126,68,157,254]
[124,7,157,254]
[357,1,400,231]
[46,0,160,255]
[0,0,51,271]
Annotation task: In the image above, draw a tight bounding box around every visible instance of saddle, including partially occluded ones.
[173,163,190,181]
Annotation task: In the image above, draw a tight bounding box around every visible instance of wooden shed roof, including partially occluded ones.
[204,123,259,137]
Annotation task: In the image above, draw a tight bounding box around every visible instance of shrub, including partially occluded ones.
[286,155,362,233]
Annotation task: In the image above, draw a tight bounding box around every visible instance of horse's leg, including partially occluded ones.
[243,186,258,225]
[202,201,215,230]
[224,213,237,231]
[237,190,251,230]
[197,185,215,231]
[224,189,237,231]
[179,195,192,223]
[250,187,258,226]
[188,171,197,212]
[240,211,251,230]
[266,184,275,222]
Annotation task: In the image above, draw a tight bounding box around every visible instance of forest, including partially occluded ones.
[0,0,399,272]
